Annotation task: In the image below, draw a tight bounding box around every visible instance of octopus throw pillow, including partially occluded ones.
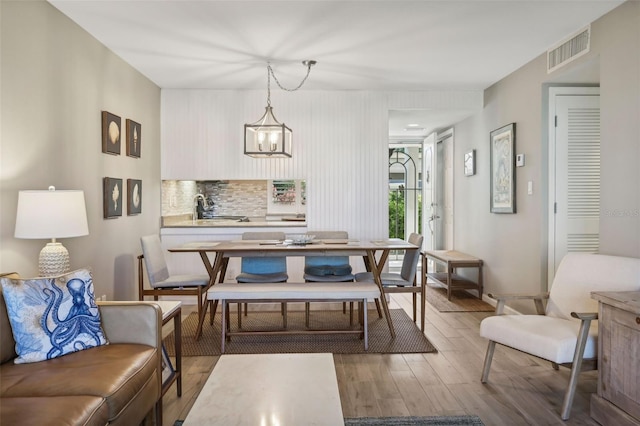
[0,268,108,364]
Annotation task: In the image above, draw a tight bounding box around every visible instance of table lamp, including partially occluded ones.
[14,186,89,276]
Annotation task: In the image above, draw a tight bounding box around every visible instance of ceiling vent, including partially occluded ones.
[547,25,590,73]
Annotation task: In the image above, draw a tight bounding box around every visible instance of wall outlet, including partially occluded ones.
[98,294,107,302]
[225,269,235,282]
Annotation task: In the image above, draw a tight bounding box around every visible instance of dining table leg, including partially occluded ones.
[195,251,225,340]
[366,249,396,338]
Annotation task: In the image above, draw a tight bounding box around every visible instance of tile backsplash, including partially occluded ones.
[162,180,267,217]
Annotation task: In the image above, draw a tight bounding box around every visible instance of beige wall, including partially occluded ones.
[454,1,639,312]
[0,1,161,300]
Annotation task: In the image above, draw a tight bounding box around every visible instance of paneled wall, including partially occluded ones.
[162,90,483,238]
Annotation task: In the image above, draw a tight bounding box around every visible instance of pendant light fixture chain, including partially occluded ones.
[267,60,316,94]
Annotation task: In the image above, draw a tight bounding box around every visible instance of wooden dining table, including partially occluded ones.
[168,238,420,339]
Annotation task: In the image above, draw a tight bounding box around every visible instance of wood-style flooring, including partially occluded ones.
[160,296,600,426]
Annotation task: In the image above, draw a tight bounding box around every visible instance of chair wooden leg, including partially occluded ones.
[282,302,287,328]
[305,302,310,327]
[420,285,426,332]
[560,317,593,420]
[481,340,497,383]
[237,303,242,329]
[374,298,383,318]
[349,302,354,325]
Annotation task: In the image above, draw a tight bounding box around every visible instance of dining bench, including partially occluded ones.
[208,282,380,352]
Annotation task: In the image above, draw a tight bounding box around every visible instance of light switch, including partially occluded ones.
[527,181,533,195]
[516,154,525,167]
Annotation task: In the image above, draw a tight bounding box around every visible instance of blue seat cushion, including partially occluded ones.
[236,272,289,283]
[304,264,353,277]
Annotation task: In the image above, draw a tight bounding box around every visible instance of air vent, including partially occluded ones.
[547,25,590,73]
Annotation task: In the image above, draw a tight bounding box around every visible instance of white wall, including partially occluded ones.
[162,89,483,239]
[0,1,161,300]
[453,1,640,312]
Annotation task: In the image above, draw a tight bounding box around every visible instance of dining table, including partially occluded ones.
[168,238,420,340]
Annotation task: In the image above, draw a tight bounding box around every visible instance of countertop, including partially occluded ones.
[162,215,306,228]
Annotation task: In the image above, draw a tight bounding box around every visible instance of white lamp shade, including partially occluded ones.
[15,189,89,239]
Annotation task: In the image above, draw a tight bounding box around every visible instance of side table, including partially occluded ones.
[423,250,483,301]
[590,291,640,426]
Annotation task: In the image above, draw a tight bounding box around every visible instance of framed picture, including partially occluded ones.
[101,111,121,155]
[464,149,476,176]
[127,179,142,215]
[161,345,175,387]
[126,119,141,158]
[490,123,516,213]
[103,177,123,218]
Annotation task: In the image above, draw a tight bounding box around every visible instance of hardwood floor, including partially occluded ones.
[160,296,600,426]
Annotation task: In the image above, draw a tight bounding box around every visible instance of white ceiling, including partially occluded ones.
[47,0,623,136]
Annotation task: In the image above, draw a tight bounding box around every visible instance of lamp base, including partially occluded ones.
[39,242,71,277]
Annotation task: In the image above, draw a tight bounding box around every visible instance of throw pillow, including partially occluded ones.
[0,268,108,364]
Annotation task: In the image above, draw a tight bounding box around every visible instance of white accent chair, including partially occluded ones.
[138,234,212,325]
[355,233,425,331]
[480,252,640,420]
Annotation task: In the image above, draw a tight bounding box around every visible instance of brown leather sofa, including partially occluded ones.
[0,278,163,426]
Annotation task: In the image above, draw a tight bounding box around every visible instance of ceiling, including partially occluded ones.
[47,0,623,137]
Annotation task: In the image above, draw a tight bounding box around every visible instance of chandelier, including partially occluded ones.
[244,60,316,158]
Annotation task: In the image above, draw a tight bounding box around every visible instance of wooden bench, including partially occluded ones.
[208,282,381,352]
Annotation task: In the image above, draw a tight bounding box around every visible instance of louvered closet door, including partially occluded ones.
[553,93,600,275]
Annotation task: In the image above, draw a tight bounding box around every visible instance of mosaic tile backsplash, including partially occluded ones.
[162,180,268,217]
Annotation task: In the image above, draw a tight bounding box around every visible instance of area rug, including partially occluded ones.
[163,309,436,356]
[174,415,484,426]
[426,284,494,312]
[344,415,484,425]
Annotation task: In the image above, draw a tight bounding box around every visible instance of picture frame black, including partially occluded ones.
[127,179,142,215]
[490,123,516,213]
[101,111,121,155]
[103,177,123,218]
[464,149,476,176]
[126,119,141,158]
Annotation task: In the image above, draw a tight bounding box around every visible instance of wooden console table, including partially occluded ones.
[423,250,483,301]
[590,291,640,426]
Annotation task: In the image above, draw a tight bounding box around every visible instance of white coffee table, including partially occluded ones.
[183,353,344,425]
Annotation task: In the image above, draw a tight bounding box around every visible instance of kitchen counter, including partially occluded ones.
[162,215,306,228]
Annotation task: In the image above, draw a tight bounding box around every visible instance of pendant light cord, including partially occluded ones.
[266,61,314,106]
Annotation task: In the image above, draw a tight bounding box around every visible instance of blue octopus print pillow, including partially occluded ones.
[0,268,108,364]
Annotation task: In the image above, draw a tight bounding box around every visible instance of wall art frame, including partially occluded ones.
[490,123,516,213]
[101,111,121,155]
[464,149,476,176]
[127,179,142,215]
[103,177,123,218]
[126,119,141,158]
[161,345,175,388]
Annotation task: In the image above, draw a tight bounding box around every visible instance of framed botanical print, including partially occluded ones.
[103,177,123,218]
[126,119,141,158]
[490,123,516,213]
[101,111,121,155]
[127,179,142,215]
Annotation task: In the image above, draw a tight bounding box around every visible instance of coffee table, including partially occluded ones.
[183,353,344,425]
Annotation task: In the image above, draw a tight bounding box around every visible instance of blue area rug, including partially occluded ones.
[175,415,484,425]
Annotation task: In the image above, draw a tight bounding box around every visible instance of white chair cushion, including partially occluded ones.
[480,314,598,364]
[152,274,209,288]
[546,253,640,320]
[209,282,380,300]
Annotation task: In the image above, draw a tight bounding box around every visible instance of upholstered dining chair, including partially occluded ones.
[303,230,355,326]
[479,252,640,420]
[355,232,425,331]
[139,234,212,324]
[236,231,288,327]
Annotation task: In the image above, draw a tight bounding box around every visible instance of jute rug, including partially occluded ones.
[164,309,436,356]
[344,415,484,425]
[426,284,494,312]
